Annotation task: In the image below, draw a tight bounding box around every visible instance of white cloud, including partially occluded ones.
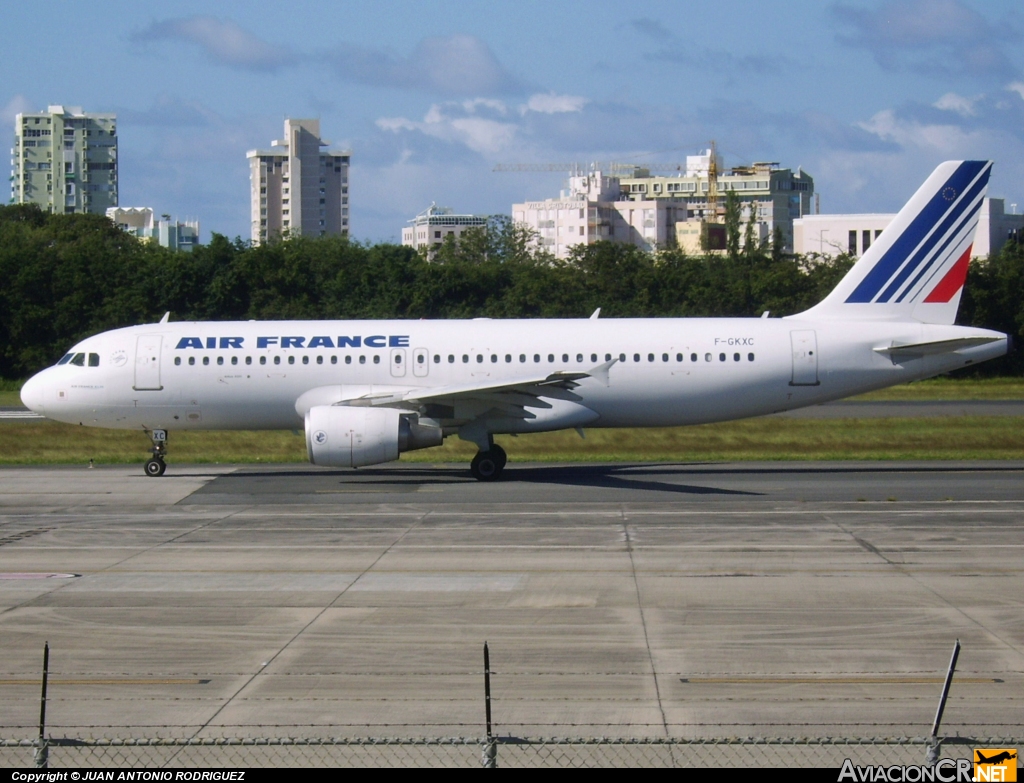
[858,108,980,154]
[1008,82,1024,101]
[2,95,33,125]
[522,92,589,115]
[933,92,979,117]
[132,16,297,71]
[377,101,518,155]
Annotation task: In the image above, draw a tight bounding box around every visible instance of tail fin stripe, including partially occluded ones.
[845,160,988,303]
[922,245,973,303]
[894,197,982,303]
[879,169,988,302]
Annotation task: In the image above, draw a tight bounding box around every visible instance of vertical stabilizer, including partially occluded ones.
[796,161,991,324]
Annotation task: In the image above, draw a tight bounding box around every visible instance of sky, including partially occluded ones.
[3,0,1023,244]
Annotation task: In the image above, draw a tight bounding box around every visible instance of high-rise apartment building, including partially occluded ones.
[247,119,350,244]
[11,105,117,214]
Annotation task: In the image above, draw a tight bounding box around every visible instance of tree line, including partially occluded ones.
[1,202,1021,380]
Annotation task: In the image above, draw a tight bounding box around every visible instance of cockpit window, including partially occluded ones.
[88,353,99,367]
[69,353,86,366]
[56,354,73,366]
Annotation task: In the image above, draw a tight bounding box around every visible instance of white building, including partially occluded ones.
[512,171,689,259]
[107,207,200,252]
[11,105,117,215]
[247,119,350,244]
[401,204,488,251]
[793,198,1023,259]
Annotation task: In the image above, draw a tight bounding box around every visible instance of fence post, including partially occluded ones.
[33,642,49,769]
[926,639,960,766]
[482,642,496,768]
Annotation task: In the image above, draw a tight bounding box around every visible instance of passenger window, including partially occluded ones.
[302,356,310,365]
[505,354,511,363]
[490,355,497,363]
[591,354,597,362]
[519,354,526,363]
[189,357,195,366]
[57,354,73,365]
[217,357,224,365]
[663,353,669,362]
[88,353,99,367]
[619,353,626,362]
[417,355,424,364]
[562,353,569,362]
[648,353,654,362]
[70,353,86,366]
[748,353,755,361]
[548,354,554,363]
[345,356,352,364]
[733,353,740,362]
[676,353,682,362]
[634,354,640,362]
[331,356,337,364]
[576,354,583,363]
[203,357,210,366]
[534,354,540,363]
[462,355,469,363]
[705,353,712,362]
[373,355,380,364]
[359,356,366,364]
[432,355,439,364]
[691,353,698,362]
[605,354,612,361]
[316,356,323,365]
[259,356,266,365]
[174,357,181,366]
[476,354,483,363]
[246,356,252,365]
[448,355,454,363]
[719,353,726,362]
[395,354,402,364]
[274,356,280,365]
[288,356,295,365]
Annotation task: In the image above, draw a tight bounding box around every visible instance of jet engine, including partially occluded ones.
[305,405,443,467]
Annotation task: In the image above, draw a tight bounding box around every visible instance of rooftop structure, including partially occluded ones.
[401,204,488,252]
[11,105,117,214]
[107,207,200,252]
[247,119,350,244]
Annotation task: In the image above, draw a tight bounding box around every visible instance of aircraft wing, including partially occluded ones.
[344,359,617,419]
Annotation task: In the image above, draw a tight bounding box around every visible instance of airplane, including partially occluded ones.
[19,160,1011,481]
[975,751,1017,765]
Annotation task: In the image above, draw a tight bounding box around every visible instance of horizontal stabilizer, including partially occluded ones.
[874,336,1002,358]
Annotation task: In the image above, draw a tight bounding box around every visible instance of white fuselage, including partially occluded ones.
[20,316,1008,434]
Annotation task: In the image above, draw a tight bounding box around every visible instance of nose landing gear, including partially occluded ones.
[470,443,507,481]
[144,429,167,477]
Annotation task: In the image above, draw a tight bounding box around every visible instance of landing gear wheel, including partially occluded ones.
[470,450,504,481]
[145,458,166,477]
[490,444,507,470]
[145,429,168,477]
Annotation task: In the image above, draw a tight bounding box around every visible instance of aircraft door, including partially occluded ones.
[134,335,163,390]
[412,348,429,378]
[390,348,407,378]
[789,330,819,386]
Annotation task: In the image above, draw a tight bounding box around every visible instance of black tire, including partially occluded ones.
[489,444,507,470]
[145,458,166,477]
[470,451,503,481]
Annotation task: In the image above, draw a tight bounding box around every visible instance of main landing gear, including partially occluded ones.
[470,444,507,481]
[144,429,167,477]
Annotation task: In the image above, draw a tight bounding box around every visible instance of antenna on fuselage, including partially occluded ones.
[159,312,170,324]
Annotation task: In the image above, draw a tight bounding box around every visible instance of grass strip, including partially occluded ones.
[1,416,1022,465]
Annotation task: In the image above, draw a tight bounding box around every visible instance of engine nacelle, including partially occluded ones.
[305,405,442,467]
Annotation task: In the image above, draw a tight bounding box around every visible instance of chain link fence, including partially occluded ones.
[2,734,1020,768]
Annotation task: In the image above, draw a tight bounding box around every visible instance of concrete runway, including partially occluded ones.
[0,461,1022,739]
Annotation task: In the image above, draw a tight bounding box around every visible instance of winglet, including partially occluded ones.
[159,312,170,324]
[585,357,618,387]
[589,308,601,320]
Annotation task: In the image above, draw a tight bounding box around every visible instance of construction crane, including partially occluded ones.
[492,162,688,175]
[705,140,720,223]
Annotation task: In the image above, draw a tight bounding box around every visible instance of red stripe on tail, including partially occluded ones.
[923,245,972,303]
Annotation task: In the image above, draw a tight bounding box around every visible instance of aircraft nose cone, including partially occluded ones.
[20,373,46,413]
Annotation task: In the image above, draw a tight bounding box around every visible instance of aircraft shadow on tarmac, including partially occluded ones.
[208,463,762,496]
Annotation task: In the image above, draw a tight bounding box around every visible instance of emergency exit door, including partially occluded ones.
[134,335,163,390]
[790,330,819,386]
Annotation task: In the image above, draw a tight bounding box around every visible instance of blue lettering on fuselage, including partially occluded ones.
[175,335,410,350]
